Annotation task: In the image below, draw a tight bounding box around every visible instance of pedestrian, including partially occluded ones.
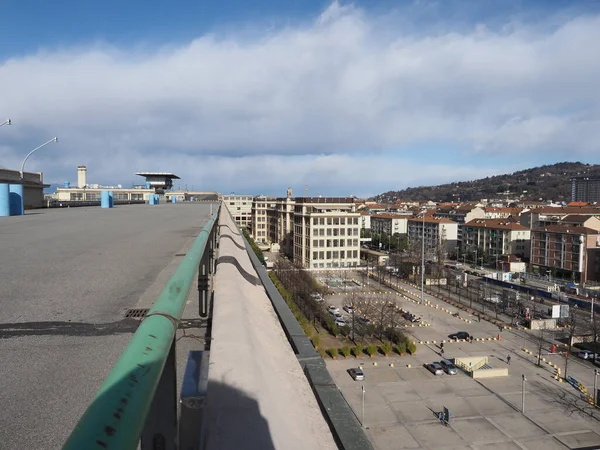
[470,336,474,344]
[441,348,445,356]
[507,354,511,365]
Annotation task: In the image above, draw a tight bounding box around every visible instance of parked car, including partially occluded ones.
[349,368,365,381]
[426,362,444,376]
[357,317,371,325]
[448,331,470,340]
[335,319,347,327]
[439,359,458,375]
[311,292,324,302]
[577,350,598,360]
[332,312,344,321]
[343,305,354,313]
[328,305,340,314]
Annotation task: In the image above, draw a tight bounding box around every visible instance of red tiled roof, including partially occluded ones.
[567,201,590,207]
[532,225,600,235]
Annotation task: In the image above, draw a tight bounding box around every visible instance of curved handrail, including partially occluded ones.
[63,205,220,449]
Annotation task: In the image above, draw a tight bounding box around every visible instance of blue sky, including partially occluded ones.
[1,0,600,197]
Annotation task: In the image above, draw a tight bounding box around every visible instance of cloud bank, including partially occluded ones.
[1,2,599,197]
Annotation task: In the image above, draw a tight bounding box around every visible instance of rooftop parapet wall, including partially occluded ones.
[208,207,338,450]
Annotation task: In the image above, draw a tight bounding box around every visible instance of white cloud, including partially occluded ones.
[1,3,599,196]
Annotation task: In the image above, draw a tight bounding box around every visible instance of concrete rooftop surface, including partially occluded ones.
[0,204,214,449]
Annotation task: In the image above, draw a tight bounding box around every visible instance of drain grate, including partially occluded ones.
[124,308,149,319]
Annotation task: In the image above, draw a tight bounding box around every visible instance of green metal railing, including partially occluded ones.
[63,205,220,450]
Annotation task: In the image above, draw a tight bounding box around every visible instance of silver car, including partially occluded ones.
[349,368,365,381]
[426,362,444,376]
[439,359,458,375]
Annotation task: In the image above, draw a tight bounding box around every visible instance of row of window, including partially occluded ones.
[312,261,359,268]
[312,217,359,226]
[312,250,359,260]
[312,239,359,248]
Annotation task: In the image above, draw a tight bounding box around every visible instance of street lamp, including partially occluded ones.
[20,137,58,179]
[522,374,527,413]
[594,370,599,407]
[0,119,11,128]
[421,210,426,305]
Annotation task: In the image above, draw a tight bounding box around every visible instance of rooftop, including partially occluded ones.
[135,172,180,179]
[465,219,528,231]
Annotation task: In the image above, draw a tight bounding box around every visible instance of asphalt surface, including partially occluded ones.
[0,203,214,449]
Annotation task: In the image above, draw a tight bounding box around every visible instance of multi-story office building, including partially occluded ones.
[267,191,295,255]
[293,197,360,269]
[370,214,408,237]
[224,194,253,229]
[530,222,600,283]
[572,177,600,203]
[407,217,458,259]
[251,195,276,243]
[462,219,530,264]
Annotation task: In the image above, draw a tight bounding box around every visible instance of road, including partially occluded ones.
[0,203,213,449]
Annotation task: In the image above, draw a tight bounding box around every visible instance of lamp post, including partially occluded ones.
[594,369,599,407]
[522,374,526,413]
[0,119,11,128]
[20,137,58,179]
[421,210,425,305]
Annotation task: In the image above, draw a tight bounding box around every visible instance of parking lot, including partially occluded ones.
[318,270,600,449]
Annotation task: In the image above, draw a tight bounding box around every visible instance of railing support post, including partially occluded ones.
[141,338,178,450]
[179,351,210,450]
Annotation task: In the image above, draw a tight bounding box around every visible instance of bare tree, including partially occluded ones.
[564,306,582,380]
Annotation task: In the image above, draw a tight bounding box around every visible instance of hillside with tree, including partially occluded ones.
[376,162,600,203]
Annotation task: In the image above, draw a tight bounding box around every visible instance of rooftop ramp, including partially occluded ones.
[206,208,338,450]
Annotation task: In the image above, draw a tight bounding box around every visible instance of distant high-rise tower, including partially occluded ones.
[571,177,600,203]
[77,165,87,188]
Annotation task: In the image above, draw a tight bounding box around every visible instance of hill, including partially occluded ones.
[376,162,600,203]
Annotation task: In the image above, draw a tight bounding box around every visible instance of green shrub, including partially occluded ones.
[318,347,326,358]
[380,342,392,356]
[328,347,338,359]
[328,321,340,337]
[340,325,350,337]
[366,344,378,357]
[353,344,364,358]
[396,341,407,355]
[312,334,321,350]
[340,346,351,358]
[406,341,417,355]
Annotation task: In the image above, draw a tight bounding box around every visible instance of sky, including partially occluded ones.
[1,0,600,198]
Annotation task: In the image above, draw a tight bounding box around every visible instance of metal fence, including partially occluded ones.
[63,204,220,450]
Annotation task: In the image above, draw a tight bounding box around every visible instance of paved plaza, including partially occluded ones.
[323,270,600,450]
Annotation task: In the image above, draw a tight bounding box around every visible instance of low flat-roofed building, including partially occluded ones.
[0,168,48,209]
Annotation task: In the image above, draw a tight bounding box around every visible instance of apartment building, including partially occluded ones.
[370,213,408,237]
[224,194,253,229]
[572,177,600,203]
[407,217,458,259]
[520,206,600,229]
[251,195,276,243]
[358,211,371,231]
[462,219,530,264]
[293,197,361,269]
[434,204,485,248]
[484,207,523,219]
[530,222,600,284]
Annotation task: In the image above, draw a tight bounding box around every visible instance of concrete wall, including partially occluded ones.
[472,367,509,378]
[529,318,557,330]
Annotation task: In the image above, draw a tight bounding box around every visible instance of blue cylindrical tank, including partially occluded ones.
[9,184,24,216]
[108,191,114,208]
[101,190,111,208]
[146,182,151,189]
[155,194,159,205]
[64,181,71,188]
[190,196,194,202]
[171,196,176,204]
[0,184,10,217]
